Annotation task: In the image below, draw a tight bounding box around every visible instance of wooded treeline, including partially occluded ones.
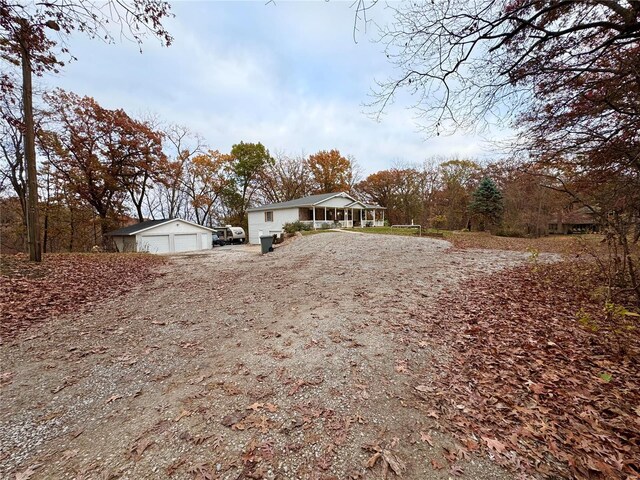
[0,88,365,252]
[1,84,572,253]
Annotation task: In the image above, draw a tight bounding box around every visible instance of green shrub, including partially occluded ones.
[283,221,312,234]
[430,214,447,229]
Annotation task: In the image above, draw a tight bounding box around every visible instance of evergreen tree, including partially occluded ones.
[469,178,504,230]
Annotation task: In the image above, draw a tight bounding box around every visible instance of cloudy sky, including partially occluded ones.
[46,1,503,175]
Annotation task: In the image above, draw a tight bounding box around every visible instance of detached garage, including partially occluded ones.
[106,219,214,254]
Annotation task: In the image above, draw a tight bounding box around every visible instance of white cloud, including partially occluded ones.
[42,1,508,176]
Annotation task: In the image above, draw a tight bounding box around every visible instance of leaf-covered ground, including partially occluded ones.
[447,232,607,256]
[1,235,637,480]
[0,253,166,340]
[1,234,528,480]
[411,261,640,479]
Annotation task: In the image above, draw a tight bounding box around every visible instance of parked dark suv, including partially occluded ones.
[212,234,226,247]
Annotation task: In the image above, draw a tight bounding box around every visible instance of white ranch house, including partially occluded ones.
[106,219,214,254]
[247,192,385,244]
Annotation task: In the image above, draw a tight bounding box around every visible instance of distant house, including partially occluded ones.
[548,206,600,234]
[106,219,214,254]
[246,192,386,244]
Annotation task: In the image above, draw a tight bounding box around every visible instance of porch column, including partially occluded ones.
[313,207,316,230]
[382,209,385,225]
[373,209,376,226]
[324,207,327,223]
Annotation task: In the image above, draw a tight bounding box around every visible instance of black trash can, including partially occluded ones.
[259,235,274,254]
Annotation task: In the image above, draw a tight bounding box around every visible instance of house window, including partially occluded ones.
[265,211,274,222]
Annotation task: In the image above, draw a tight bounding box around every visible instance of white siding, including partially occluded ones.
[132,220,212,254]
[315,196,354,208]
[248,208,299,244]
[138,220,211,236]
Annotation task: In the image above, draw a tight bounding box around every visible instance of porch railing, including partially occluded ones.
[300,220,384,229]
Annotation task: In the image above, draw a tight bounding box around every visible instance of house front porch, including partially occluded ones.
[298,207,385,229]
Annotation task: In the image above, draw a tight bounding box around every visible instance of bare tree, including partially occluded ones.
[256,151,311,205]
[150,124,206,221]
[1,0,173,260]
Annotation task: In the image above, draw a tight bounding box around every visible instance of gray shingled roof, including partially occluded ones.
[247,192,352,212]
[105,219,172,236]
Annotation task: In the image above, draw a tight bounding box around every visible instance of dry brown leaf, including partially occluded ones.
[221,411,248,427]
[419,431,434,446]
[187,463,214,480]
[366,452,382,468]
[129,437,154,461]
[174,410,192,422]
[382,449,406,475]
[166,457,186,476]
[462,438,479,451]
[246,402,264,411]
[482,437,506,454]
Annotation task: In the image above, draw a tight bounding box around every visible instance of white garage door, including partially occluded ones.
[174,234,198,252]
[138,235,170,254]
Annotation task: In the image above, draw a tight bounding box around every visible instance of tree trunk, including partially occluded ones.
[20,21,42,262]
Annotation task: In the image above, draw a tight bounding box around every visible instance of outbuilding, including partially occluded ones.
[106,219,214,254]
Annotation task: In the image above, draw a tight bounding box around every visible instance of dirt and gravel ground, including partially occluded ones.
[1,232,551,479]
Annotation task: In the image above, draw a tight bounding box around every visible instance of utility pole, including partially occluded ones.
[18,18,42,262]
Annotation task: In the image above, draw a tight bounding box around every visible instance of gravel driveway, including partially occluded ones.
[1,232,535,479]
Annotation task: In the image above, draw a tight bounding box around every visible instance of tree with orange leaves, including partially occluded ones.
[307,149,359,194]
[43,89,165,243]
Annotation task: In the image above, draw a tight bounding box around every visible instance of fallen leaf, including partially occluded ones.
[247,402,264,411]
[366,452,382,468]
[483,437,506,454]
[462,438,479,451]
[382,449,406,475]
[129,437,154,461]
[529,383,545,394]
[187,462,214,480]
[221,411,249,427]
[174,410,192,422]
[0,371,14,387]
[450,464,464,476]
[420,431,434,446]
[105,394,122,404]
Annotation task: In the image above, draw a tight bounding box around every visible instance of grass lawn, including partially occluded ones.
[342,226,447,237]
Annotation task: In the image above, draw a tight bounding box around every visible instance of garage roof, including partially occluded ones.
[106,219,214,236]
